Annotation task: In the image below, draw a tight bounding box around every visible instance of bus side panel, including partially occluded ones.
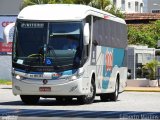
[119,67,127,92]
[96,46,127,93]
[92,16,127,94]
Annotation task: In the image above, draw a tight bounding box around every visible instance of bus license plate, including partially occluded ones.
[30,74,43,78]
[39,87,51,92]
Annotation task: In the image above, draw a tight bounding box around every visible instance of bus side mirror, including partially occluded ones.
[3,23,15,43]
[83,23,90,45]
[93,40,98,46]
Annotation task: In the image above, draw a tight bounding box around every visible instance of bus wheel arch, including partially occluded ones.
[116,73,120,93]
[77,73,96,104]
[100,73,120,102]
[114,73,120,99]
[109,73,120,101]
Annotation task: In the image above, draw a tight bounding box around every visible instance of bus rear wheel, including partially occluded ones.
[110,79,119,101]
[77,78,96,104]
[20,95,40,105]
[100,79,119,102]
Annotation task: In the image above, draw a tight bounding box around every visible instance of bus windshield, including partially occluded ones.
[13,21,82,71]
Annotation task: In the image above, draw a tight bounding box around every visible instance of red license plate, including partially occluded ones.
[39,87,51,92]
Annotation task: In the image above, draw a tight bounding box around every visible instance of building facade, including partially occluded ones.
[0,0,22,15]
[128,45,155,79]
[143,0,160,13]
[111,0,143,13]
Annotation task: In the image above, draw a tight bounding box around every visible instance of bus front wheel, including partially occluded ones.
[77,78,96,104]
[20,95,40,105]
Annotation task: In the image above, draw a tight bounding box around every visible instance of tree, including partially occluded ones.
[21,0,124,18]
[106,5,124,18]
[90,0,111,10]
[21,0,74,9]
[142,60,160,80]
[21,0,55,9]
[128,20,160,48]
[85,0,124,18]
[74,0,92,5]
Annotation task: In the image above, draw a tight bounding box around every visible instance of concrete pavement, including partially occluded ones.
[1,85,160,92]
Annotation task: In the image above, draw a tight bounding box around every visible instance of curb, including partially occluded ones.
[125,87,160,92]
[125,90,160,92]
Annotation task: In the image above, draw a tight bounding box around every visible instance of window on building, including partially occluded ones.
[113,0,117,6]
[140,3,143,13]
[136,53,143,78]
[136,53,154,78]
[128,2,131,9]
[152,10,160,13]
[135,2,139,12]
[121,0,125,11]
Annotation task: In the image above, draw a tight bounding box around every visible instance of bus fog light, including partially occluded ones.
[15,85,21,91]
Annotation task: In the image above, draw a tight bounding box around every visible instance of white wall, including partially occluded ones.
[111,0,143,13]
[0,56,11,80]
[0,0,22,15]
[143,0,148,12]
[143,0,160,13]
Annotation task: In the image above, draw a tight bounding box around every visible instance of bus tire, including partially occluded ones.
[100,94,110,102]
[20,95,40,105]
[56,97,72,103]
[77,78,96,104]
[100,78,119,102]
[110,78,119,101]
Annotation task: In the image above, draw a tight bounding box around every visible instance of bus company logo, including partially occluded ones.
[21,23,44,28]
[106,51,113,71]
[43,79,48,84]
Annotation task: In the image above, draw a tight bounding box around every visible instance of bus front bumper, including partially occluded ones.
[12,77,90,96]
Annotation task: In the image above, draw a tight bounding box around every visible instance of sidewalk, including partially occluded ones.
[125,86,160,92]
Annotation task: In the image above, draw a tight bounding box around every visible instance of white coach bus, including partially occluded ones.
[9,4,127,104]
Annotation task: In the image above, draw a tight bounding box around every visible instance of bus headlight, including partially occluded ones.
[12,68,26,80]
[71,75,77,80]
[15,74,25,80]
[16,75,21,80]
[68,68,84,81]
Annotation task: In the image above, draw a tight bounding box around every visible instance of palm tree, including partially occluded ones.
[75,0,123,18]
[21,0,54,9]
[21,0,74,9]
[106,4,124,18]
[21,0,124,18]
[143,60,160,80]
[75,0,92,5]
[90,0,110,10]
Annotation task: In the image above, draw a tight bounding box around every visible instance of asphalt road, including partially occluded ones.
[0,85,160,120]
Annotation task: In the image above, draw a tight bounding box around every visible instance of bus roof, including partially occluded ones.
[18,4,126,24]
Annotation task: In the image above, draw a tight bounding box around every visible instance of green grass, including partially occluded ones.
[0,79,12,85]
